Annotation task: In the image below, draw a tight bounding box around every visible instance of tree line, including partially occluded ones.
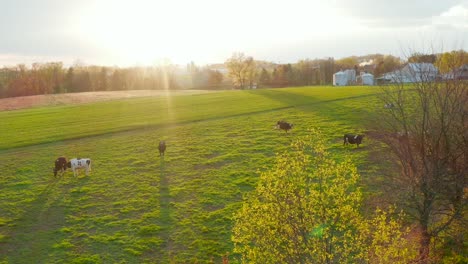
[226,50,467,89]
[0,50,466,98]
[0,63,184,98]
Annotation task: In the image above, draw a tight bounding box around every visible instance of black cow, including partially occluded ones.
[276,121,293,133]
[344,134,364,147]
[53,157,67,177]
[158,141,167,156]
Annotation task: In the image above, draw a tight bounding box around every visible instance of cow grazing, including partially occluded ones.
[158,141,166,156]
[344,134,364,147]
[276,121,293,133]
[384,103,395,109]
[53,157,68,177]
[67,158,91,177]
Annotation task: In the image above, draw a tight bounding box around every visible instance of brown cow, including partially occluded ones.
[53,157,67,177]
[276,121,293,133]
[158,141,167,156]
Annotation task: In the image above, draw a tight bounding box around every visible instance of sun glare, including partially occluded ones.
[79,1,184,65]
[77,0,362,65]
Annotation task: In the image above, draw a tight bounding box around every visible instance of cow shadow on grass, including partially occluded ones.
[157,156,175,256]
[0,176,70,262]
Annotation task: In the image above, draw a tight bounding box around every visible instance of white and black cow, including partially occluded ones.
[67,158,92,177]
[53,157,68,177]
[344,134,364,147]
[384,103,395,109]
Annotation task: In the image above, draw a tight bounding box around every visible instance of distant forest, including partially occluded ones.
[0,50,466,98]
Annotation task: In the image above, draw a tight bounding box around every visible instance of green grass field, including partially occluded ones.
[0,86,388,263]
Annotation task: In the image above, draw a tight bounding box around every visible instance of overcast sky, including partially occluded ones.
[1,0,467,66]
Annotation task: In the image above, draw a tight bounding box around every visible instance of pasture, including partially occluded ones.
[0,86,388,263]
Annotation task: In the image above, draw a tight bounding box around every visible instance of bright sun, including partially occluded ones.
[77,0,361,66]
[80,0,209,65]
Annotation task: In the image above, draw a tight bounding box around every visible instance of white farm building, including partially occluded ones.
[379,63,438,83]
[361,72,374,85]
[333,69,356,86]
[333,71,348,86]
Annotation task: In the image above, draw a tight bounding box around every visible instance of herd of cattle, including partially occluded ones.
[52,121,364,177]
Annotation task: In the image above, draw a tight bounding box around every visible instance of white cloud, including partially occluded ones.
[0,0,467,65]
[331,0,463,28]
[432,2,468,28]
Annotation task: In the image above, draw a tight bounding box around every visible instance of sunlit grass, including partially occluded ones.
[0,86,386,263]
[0,86,379,150]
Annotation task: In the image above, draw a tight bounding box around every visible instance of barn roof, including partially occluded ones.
[405,63,438,73]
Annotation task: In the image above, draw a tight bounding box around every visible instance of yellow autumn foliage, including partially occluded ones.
[232,129,417,263]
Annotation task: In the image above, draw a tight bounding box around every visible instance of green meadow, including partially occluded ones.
[0,86,388,263]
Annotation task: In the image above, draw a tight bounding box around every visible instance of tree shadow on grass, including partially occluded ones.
[248,89,380,115]
[251,89,399,210]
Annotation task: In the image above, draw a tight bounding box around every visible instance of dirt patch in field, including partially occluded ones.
[0,90,216,111]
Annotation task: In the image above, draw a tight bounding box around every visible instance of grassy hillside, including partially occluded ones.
[0,87,379,150]
[0,86,386,263]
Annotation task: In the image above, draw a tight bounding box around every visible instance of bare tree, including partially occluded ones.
[373,58,467,263]
[225,52,256,89]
